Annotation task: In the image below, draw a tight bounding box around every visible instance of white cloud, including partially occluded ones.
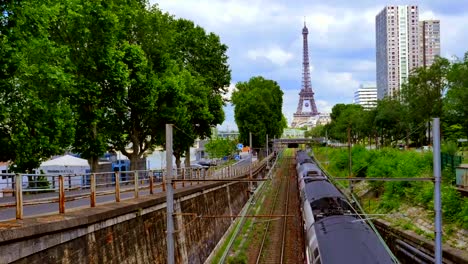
[151,0,468,127]
[316,100,334,113]
[222,82,236,101]
[247,46,294,66]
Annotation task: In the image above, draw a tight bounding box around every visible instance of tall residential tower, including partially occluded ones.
[376,5,440,99]
[419,20,441,67]
[376,5,420,99]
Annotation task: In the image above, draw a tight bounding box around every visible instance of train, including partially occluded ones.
[296,150,397,264]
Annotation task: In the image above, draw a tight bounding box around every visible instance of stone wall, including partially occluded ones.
[0,178,252,264]
[374,219,468,264]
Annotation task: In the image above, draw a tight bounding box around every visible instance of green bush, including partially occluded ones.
[441,185,463,223]
[313,146,468,229]
[351,145,371,177]
[228,253,247,264]
[457,198,468,229]
[441,141,459,156]
[413,182,434,207]
[378,189,401,212]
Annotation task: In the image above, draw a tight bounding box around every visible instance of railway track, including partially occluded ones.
[253,150,304,264]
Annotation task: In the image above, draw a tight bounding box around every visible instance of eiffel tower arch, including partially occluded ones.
[291,21,319,128]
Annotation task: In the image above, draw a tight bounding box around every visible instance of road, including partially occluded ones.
[0,156,254,222]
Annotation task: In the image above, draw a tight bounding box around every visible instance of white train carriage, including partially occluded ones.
[296,151,396,264]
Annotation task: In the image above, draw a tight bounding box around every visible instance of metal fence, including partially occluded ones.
[0,156,272,220]
[441,152,463,171]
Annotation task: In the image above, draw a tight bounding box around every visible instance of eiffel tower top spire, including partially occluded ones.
[291,19,319,127]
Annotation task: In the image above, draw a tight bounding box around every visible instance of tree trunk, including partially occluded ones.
[406,128,410,148]
[375,131,379,149]
[184,146,191,168]
[130,154,139,171]
[90,156,99,173]
[427,121,432,145]
[174,152,181,169]
[89,121,100,173]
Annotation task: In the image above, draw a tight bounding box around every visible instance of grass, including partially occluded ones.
[210,150,291,263]
[210,178,274,263]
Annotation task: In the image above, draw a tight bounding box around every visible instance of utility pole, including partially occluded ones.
[266,134,269,169]
[348,126,353,193]
[249,132,253,192]
[433,118,442,264]
[325,130,329,164]
[166,124,175,264]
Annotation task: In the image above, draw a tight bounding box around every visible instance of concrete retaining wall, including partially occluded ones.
[374,219,468,264]
[0,179,251,263]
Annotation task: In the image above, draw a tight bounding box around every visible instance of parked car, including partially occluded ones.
[198,159,217,166]
[189,164,209,170]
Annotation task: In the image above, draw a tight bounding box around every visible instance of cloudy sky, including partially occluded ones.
[151,0,468,131]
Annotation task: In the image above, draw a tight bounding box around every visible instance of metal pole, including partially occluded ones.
[90,173,96,207]
[433,118,442,264]
[59,175,65,214]
[266,134,269,169]
[15,174,23,219]
[249,132,253,191]
[134,171,139,198]
[149,174,154,195]
[182,168,185,187]
[166,124,175,264]
[348,126,353,193]
[115,171,120,202]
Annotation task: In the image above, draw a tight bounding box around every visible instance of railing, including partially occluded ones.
[0,154,274,221]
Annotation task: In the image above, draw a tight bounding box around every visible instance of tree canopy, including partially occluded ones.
[205,138,236,159]
[0,0,231,171]
[325,54,468,148]
[231,76,287,148]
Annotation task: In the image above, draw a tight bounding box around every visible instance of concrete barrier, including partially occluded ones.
[0,176,255,263]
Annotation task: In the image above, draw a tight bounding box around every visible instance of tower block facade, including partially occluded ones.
[291,22,319,128]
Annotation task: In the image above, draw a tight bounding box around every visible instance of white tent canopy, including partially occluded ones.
[39,155,90,174]
[38,155,90,188]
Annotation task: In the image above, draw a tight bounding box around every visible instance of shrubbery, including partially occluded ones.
[313,146,468,229]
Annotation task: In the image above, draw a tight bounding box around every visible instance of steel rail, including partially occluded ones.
[279,156,292,264]
[172,179,269,182]
[333,177,434,181]
[219,152,280,263]
[256,156,289,264]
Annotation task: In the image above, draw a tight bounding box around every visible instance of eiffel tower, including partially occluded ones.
[291,21,319,128]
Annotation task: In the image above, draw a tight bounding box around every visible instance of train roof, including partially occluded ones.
[314,215,394,264]
[296,151,311,162]
[298,162,320,172]
[304,180,344,201]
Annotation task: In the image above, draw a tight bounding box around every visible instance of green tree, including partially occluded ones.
[51,0,155,171]
[374,98,408,147]
[304,125,326,138]
[205,138,236,159]
[445,53,468,139]
[104,43,160,170]
[0,0,75,172]
[401,57,450,145]
[168,18,231,168]
[133,13,231,168]
[327,104,365,144]
[231,76,286,148]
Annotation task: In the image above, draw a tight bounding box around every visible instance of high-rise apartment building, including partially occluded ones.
[376,5,420,99]
[419,20,441,67]
[354,84,378,110]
